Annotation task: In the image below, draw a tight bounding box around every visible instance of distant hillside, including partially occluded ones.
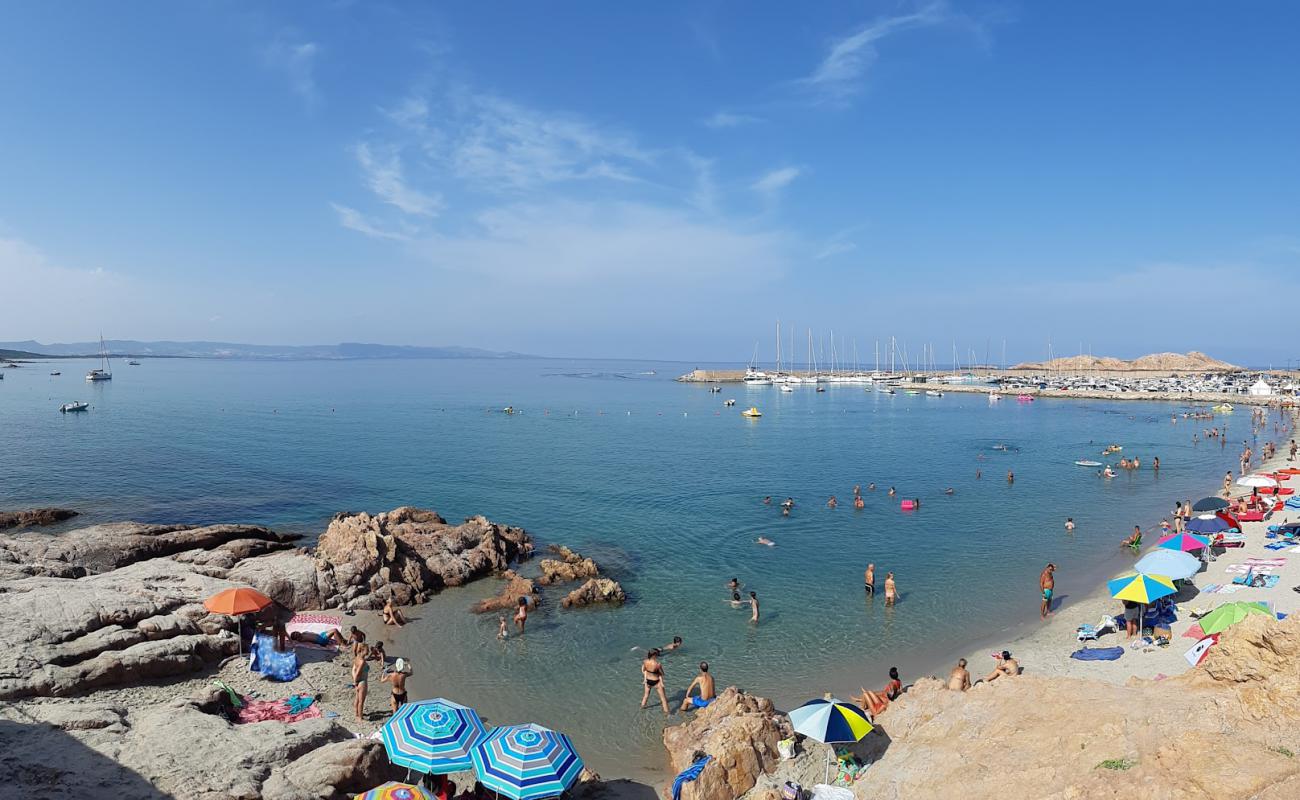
[0,340,534,360]
[0,349,48,360]
[1011,351,1237,372]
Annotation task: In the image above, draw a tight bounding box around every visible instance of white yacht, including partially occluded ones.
[86,335,112,382]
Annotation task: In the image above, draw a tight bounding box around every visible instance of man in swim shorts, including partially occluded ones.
[864,563,875,595]
[1040,563,1055,619]
[679,661,716,711]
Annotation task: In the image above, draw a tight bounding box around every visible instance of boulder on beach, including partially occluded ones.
[561,577,626,608]
[662,687,791,800]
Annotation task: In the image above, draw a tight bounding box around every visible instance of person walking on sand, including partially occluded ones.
[1223,471,1233,497]
[884,573,897,606]
[679,661,716,711]
[514,596,529,634]
[351,648,369,722]
[864,563,875,596]
[640,647,670,714]
[749,591,760,622]
[1040,563,1056,619]
[947,659,971,691]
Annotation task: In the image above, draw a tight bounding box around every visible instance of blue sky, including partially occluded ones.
[1,1,1297,364]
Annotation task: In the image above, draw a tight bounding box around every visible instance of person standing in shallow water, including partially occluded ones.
[749,591,760,622]
[864,563,875,596]
[884,573,897,606]
[640,647,669,714]
[514,596,528,633]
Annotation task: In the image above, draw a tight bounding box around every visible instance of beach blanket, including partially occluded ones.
[1265,542,1292,551]
[1225,564,1279,574]
[1232,574,1281,589]
[285,612,343,652]
[249,633,300,681]
[671,756,712,800]
[1070,646,1123,661]
[235,696,321,725]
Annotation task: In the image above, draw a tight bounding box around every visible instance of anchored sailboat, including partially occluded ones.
[86,335,112,382]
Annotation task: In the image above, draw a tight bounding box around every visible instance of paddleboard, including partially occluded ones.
[1075,460,1103,467]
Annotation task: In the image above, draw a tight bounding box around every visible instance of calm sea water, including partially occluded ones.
[0,357,1247,779]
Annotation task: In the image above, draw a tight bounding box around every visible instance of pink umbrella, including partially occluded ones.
[1156,532,1212,552]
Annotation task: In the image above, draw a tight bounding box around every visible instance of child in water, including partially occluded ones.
[497,615,508,639]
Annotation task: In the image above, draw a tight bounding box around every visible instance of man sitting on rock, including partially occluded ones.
[679,661,716,711]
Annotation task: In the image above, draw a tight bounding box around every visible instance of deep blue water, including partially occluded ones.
[0,357,1247,777]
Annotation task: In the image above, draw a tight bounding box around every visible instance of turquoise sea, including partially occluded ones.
[0,357,1249,779]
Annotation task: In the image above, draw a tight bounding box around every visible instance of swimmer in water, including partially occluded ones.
[854,495,865,509]
[781,507,790,517]
[888,487,896,497]
[757,537,775,547]
[976,469,982,479]
[827,496,838,509]
[944,487,954,495]
[868,483,876,491]
[728,578,739,593]
[762,496,771,505]
[730,591,743,608]
[1007,471,1014,484]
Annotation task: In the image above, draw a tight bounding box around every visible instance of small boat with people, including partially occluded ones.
[724,399,736,407]
[59,401,89,413]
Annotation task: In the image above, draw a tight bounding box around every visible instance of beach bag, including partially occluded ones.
[781,780,804,800]
[778,737,796,760]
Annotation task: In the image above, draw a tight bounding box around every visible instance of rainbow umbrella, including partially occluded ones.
[789,698,874,783]
[1107,572,1177,604]
[470,723,584,800]
[1157,532,1212,552]
[354,783,433,800]
[382,698,486,775]
[1197,602,1272,636]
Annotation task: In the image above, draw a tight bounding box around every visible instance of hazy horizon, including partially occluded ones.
[2,2,1297,363]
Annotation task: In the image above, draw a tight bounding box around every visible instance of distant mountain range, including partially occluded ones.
[0,340,533,360]
[1011,350,1238,372]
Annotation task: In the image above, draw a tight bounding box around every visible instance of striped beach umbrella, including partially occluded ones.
[470,723,584,800]
[381,698,486,775]
[788,698,874,744]
[354,783,433,800]
[1107,572,1177,604]
[1157,532,1213,552]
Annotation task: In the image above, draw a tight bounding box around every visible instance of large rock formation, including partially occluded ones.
[1011,350,1237,373]
[663,688,791,800]
[0,507,78,530]
[313,507,534,609]
[831,614,1300,799]
[471,569,539,613]
[561,577,626,608]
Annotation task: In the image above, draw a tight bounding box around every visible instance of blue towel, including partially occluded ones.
[249,633,300,681]
[1070,646,1124,661]
[672,756,712,800]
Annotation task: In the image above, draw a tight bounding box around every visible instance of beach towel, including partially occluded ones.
[1265,542,1291,551]
[1070,646,1123,661]
[249,633,300,681]
[671,756,712,800]
[235,697,322,725]
[285,612,343,652]
[1232,573,1280,589]
[1225,564,1279,574]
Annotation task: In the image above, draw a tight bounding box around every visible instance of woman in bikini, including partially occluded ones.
[352,649,369,722]
[852,667,902,720]
[640,647,669,713]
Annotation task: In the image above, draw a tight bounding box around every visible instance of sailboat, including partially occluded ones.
[743,342,771,385]
[86,335,112,382]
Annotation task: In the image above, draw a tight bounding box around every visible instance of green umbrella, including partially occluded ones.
[1197,602,1272,635]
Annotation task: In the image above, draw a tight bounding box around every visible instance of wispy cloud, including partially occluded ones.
[683,152,718,215]
[354,143,443,217]
[330,203,412,241]
[265,36,320,105]
[751,166,802,197]
[703,110,762,129]
[797,2,950,106]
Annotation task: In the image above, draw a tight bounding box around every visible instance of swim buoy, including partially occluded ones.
[900,499,916,510]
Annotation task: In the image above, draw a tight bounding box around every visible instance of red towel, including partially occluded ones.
[235,699,322,724]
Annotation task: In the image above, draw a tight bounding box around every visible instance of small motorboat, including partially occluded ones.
[1212,404,1234,413]
[905,389,921,395]
[1016,394,1035,402]
[708,386,722,393]
[816,386,826,393]
[60,402,89,413]
[988,391,1001,401]
[780,385,794,393]
[128,360,141,366]
[741,406,762,418]
[925,390,944,397]
[1075,460,1103,467]
[724,398,736,407]
[50,371,61,376]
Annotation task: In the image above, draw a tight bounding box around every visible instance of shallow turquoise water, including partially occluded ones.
[0,357,1248,778]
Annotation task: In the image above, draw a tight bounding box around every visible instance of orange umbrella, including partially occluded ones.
[204,587,272,616]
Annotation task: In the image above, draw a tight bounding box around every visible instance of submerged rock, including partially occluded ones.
[537,544,600,586]
[0,507,78,530]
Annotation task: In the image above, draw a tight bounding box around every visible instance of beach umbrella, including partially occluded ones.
[1236,474,1278,489]
[1107,573,1177,604]
[1157,532,1213,552]
[382,698,486,775]
[1185,513,1231,535]
[1191,496,1230,513]
[1197,602,1272,636]
[1134,550,1201,580]
[204,587,273,616]
[470,723,584,800]
[789,698,874,783]
[354,783,433,800]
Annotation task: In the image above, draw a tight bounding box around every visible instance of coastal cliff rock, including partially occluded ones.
[471,569,539,613]
[663,688,791,800]
[313,507,534,609]
[561,577,626,608]
[537,544,600,585]
[823,615,1300,799]
[0,507,78,530]
[262,738,407,800]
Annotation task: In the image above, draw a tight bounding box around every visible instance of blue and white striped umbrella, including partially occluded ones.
[381,698,487,775]
[470,723,584,800]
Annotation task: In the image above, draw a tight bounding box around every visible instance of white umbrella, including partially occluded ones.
[1134,550,1201,580]
[1236,474,1278,489]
